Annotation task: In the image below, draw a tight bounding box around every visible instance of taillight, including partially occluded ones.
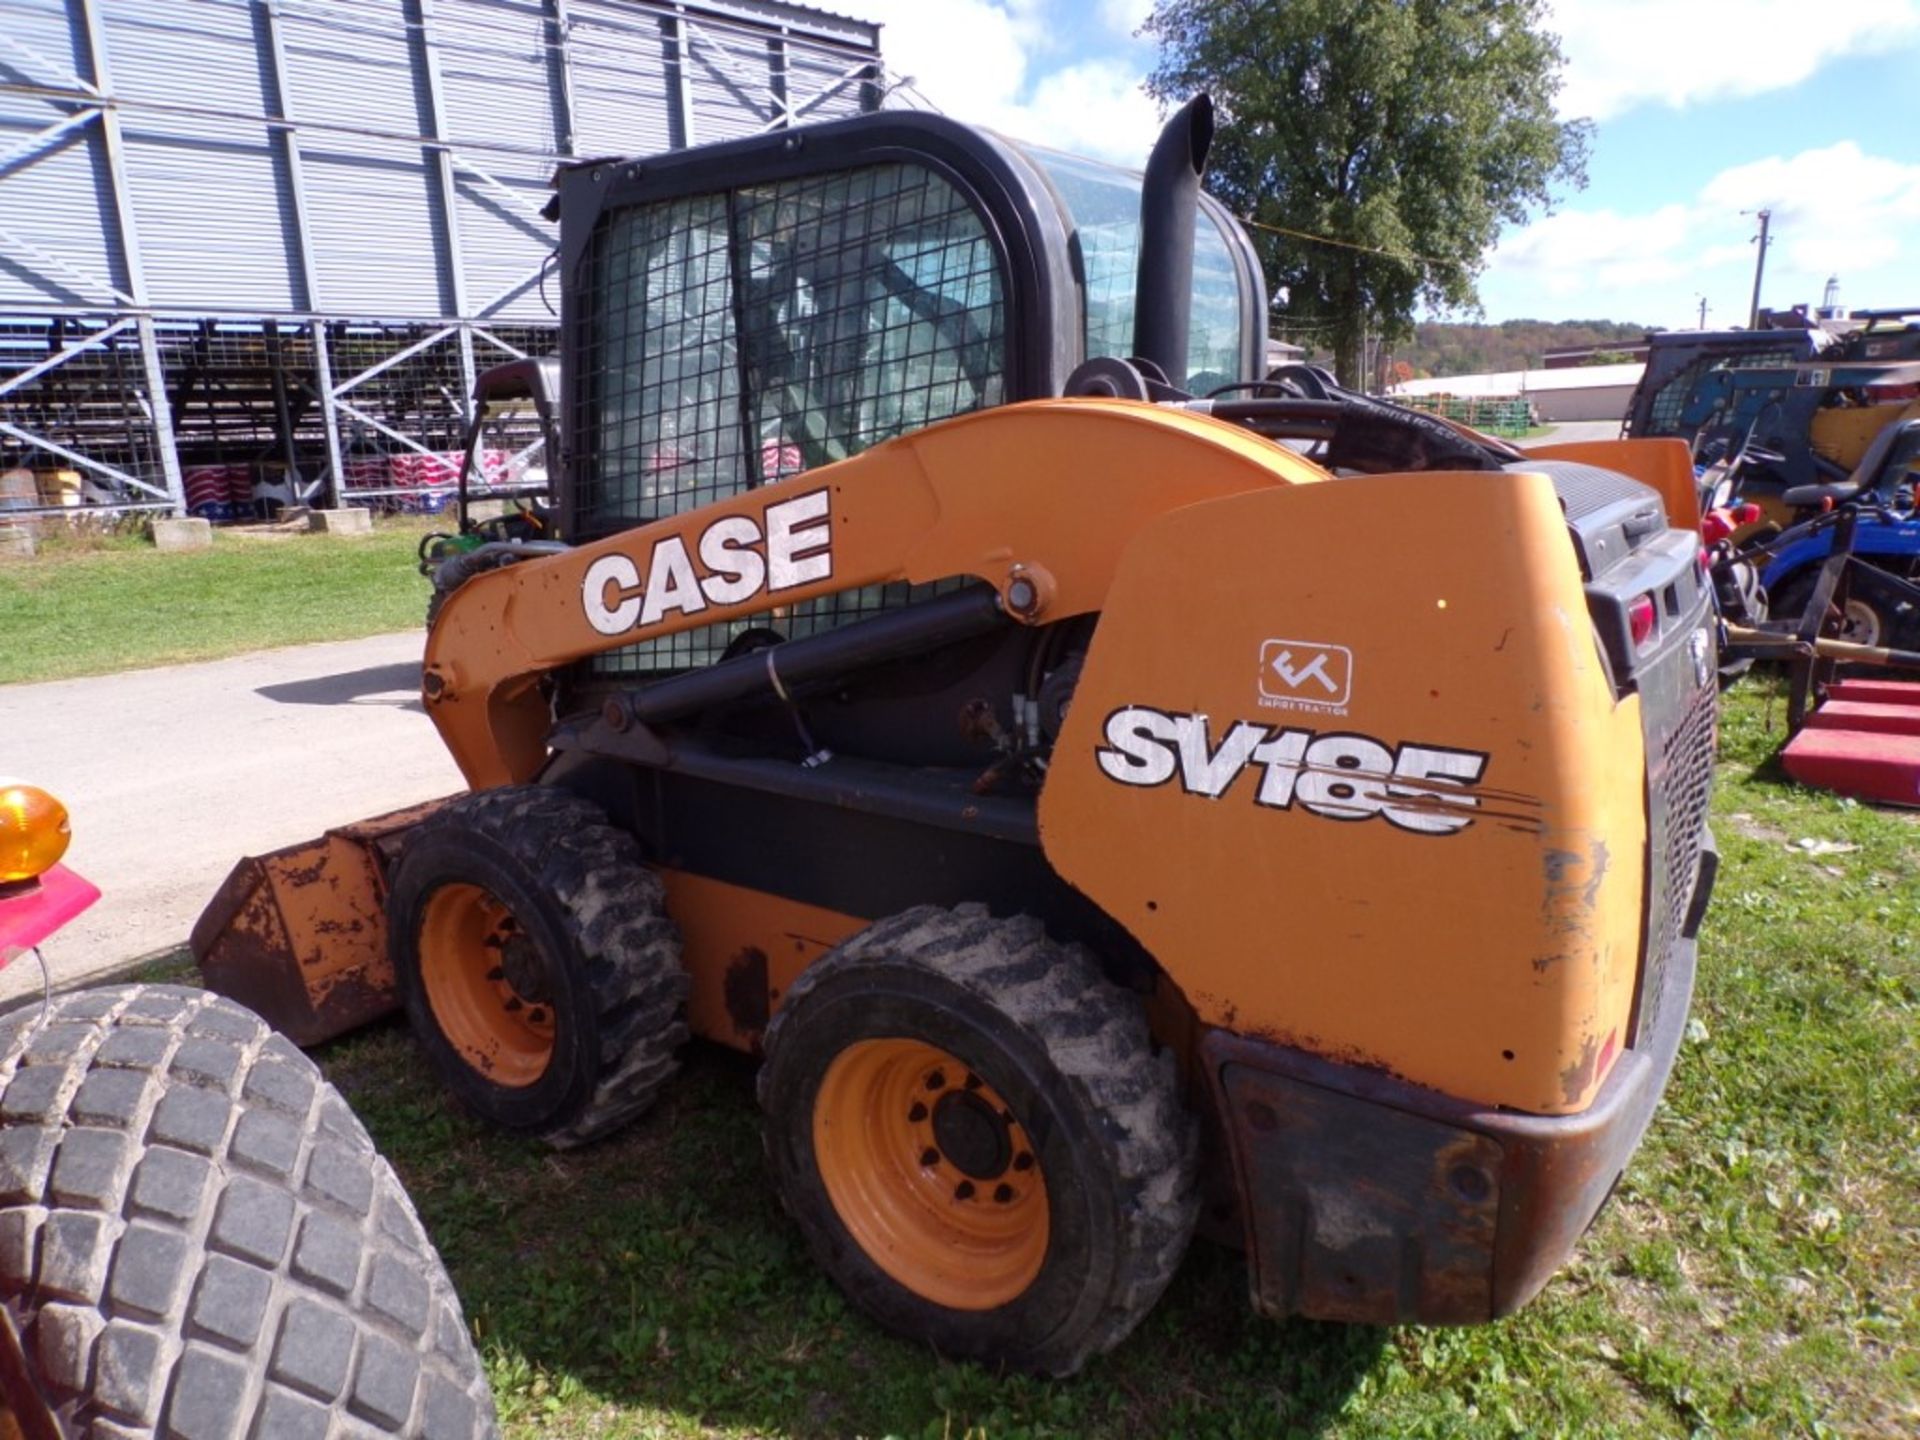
[1628,594,1658,650]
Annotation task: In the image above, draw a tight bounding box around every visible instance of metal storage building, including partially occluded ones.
[0,0,882,517]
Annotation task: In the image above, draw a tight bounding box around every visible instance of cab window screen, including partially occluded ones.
[1648,348,1803,436]
[573,162,1005,671]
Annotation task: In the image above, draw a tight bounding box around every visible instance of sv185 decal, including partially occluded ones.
[581,488,832,637]
[1097,706,1489,835]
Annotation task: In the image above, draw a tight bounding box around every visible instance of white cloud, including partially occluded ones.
[1099,0,1156,39]
[1483,143,1920,326]
[1546,0,1920,120]
[1493,203,1696,295]
[1003,58,1163,165]
[834,0,1163,163]
[1701,143,1920,274]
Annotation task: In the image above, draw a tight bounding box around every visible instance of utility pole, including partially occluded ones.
[1696,295,1709,330]
[1747,209,1772,328]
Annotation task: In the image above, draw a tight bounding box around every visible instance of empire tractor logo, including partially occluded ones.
[1259,638,1352,712]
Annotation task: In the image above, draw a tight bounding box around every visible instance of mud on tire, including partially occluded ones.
[758,904,1198,1377]
[0,984,497,1439]
[387,785,687,1149]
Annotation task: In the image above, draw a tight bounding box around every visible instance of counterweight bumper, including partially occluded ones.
[1206,838,1712,1325]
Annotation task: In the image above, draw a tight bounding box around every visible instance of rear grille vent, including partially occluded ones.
[1520,461,1643,523]
[1640,668,1715,1041]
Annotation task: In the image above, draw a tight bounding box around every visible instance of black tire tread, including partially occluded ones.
[406,786,687,1149]
[761,903,1198,1375]
[0,984,498,1439]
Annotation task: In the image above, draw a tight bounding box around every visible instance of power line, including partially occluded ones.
[1236,215,1445,268]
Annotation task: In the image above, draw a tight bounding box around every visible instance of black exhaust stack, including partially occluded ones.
[1132,94,1214,386]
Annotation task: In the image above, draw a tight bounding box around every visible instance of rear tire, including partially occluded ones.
[386,786,687,1149]
[0,984,497,1438]
[1771,574,1889,648]
[758,904,1197,1377]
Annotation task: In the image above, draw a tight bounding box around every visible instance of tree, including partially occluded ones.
[1145,0,1589,387]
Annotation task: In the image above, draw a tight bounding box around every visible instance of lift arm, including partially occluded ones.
[423,399,1328,787]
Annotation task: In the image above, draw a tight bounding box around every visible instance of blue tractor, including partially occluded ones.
[1755,416,1920,650]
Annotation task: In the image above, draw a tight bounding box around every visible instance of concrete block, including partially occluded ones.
[0,525,35,559]
[151,517,213,553]
[308,508,372,535]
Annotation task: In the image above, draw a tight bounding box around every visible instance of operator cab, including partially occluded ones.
[549,109,1266,547]
[546,106,1264,677]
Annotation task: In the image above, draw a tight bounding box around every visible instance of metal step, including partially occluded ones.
[1806,700,1920,737]
[1823,678,1920,706]
[1782,724,1920,807]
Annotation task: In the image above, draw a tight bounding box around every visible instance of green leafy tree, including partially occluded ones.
[1145,0,1590,386]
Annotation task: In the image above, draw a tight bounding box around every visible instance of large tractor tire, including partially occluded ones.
[758,905,1197,1377]
[0,984,496,1439]
[386,785,687,1149]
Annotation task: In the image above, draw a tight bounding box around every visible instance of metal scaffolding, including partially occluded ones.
[0,0,882,518]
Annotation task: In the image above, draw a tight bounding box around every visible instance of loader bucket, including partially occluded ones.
[190,798,452,1045]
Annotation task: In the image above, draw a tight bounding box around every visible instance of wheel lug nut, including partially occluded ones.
[527,1008,547,1025]
[954,1180,975,1200]
[964,1072,982,1090]
[908,1102,928,1123]
[925,1070,946,1091]
[1013,1152,1033,1171]
[920,1148,940,1167]
[486,966,505,981]
[503,997,523,1012]
[994,1183,1014,1204]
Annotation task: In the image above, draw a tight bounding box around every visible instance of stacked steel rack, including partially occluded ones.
[0,0,882,520]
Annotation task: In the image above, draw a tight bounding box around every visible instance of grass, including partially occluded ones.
[0,517,436,684]
[278,675,1915,1439]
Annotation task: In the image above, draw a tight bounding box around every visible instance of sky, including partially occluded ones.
[832,0,1920,332]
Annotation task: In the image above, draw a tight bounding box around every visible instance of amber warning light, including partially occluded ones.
[0,782,71,884]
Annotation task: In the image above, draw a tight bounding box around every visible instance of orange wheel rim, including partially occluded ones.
[813,1038,1048,1310]
[417,882,555,1088]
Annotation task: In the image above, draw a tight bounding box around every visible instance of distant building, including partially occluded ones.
[1266,338,1307,370]
[1390,361,1645,424]
[1541,342,1652,370]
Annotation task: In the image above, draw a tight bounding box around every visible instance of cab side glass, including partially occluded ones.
[1018,145,1245,392]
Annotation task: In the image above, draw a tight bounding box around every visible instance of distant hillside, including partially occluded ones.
[1395,320,1658,379]
[1280,319,1662,382]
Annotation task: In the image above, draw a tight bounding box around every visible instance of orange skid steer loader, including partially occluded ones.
[193,98,1718,1375]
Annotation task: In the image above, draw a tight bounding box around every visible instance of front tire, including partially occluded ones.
[386,786,687,1149]
[758,905,1197,1377]
[0,985,497,1438]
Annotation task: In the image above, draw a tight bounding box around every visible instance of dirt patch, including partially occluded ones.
[1724,811,1790,843]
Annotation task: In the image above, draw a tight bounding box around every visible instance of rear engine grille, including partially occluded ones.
[1640,667,1715,1041]
[1543,461,1649,523]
